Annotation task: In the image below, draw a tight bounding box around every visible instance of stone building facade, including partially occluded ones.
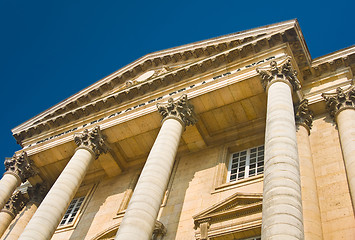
[0,19,354,240]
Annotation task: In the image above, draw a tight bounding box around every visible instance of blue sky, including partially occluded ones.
[0,0,354,175]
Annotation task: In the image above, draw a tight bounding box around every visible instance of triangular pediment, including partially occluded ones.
[13,19,310,144]
[193,192,262,225]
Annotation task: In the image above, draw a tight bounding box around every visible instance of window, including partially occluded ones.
[238,237,261,240]
[228,145,264,182]
[59,196,85,226]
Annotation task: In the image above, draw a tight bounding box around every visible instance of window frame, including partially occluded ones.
[55,183,98,233]
[227,145,264,183]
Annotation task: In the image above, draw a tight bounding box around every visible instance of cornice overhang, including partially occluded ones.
[193,192,263,225]
[12,19,311,145]
[302,45,355,81]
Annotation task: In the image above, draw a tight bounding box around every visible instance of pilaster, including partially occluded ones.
[295,99,323,240]
[322,85,355,213]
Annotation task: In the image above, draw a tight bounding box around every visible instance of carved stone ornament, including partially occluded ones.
[156,94,197,127]
[256,57,301,91]
[4,152,38,182]
[322,85,355,119]
[27,183,49,204]
[152,220,167,240]
[2,191,29,217]
[295,99,314,132]
[74,126,109,159]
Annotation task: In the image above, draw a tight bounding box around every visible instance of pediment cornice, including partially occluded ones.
[193,192,262,226]
[12,20,311,144]
[302,45,355,81]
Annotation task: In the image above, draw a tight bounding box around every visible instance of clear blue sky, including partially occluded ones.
[0,0,354,175]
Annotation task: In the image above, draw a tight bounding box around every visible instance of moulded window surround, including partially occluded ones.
[55,183,98,233]
[238,237,261,240]
[211,134,265,194]
[115,157,180,219]
[59,196,85,226]
[227,145,264,182]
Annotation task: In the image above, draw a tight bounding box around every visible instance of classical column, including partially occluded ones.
[19,126,108,240]
[295,99,323,240]
[115,94,196,240]
[256,58,304,239]
[3,184,48,240]
[0,191,28,238]
[322,86,355,211]
[0,152,36,210]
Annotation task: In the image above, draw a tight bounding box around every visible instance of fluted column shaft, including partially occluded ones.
[323,86,355,212]
[19,126,108,240]
[257,58,304,239]
[294,99,323,240]
[115,94,196,240]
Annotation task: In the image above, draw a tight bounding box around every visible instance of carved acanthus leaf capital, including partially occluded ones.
[152,220,167,240]
[27,183,49,204]
[74,126,109,159]
[2,191,29,217]
[295,99,313,132]
[322,85,355,119]
[4,152,38,182]
[157,94,197,127]
[256,57,301,91]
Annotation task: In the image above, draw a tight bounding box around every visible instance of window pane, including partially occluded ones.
[229,145,264,182]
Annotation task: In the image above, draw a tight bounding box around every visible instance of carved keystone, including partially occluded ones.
[322,85,355,119]
[74,126,109,159]
[4,152,37,182]
[256,57,300,91]
[156,94,197,127]
[295,99,314,133]
[2,191,29,217]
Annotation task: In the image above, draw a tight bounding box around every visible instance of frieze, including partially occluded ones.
[23,54,280,149]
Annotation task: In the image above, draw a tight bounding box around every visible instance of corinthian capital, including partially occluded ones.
[256,57,301,91]
[4,152,38,182]
[322,85,355,119]
[74,126,109,159]
[295,99,313,133]
[157,94,197,127]
[2,191,29,217]
[27,183,49,205]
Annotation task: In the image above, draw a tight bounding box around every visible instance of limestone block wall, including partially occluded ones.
[310,114,355,239]
[10,115,355,240]
[47,143,263,240]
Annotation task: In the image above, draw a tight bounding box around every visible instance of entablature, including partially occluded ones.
[13,20,310,145]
